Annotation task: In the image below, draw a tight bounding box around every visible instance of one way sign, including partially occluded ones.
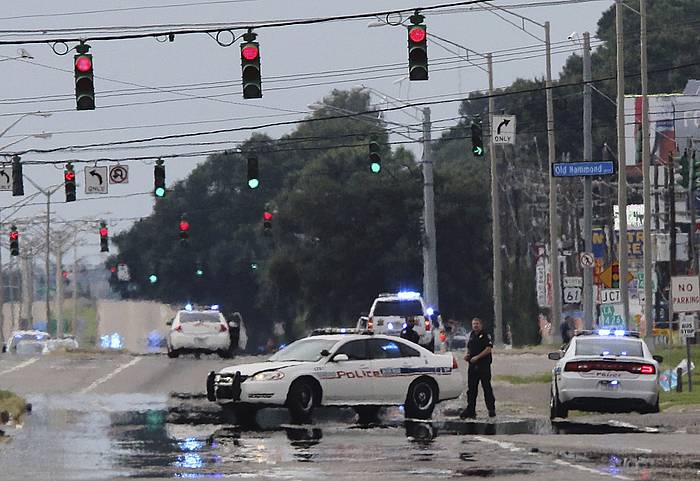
[492,114,516,145]
[85,166,108,194]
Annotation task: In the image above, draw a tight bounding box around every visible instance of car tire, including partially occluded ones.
[405,378,437,419]
[354,406,381,424]
[167,348,179,358]
[549,387,568,420]
[218,348,233,359]
[287,379,317,423]
[643,397,660,414]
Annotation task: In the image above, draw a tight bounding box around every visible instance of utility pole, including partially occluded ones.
[73,241,78,337]
[545,21,562,335]
[669,155,676,333]
[421,107,439,311]
[616,0,630,327]
[640,0,653,341]
[45,194,52,329]
[54,244,64,337]
[582,32,594,329]
[0,211,4,348]
[487,53,503,346]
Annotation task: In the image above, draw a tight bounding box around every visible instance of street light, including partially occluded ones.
[0,48,33,62]
[0,132,52,151]
[0,112,52,139]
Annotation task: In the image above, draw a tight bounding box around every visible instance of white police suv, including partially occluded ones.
[548,330,662,419]
[206,333,463,423]
[166,304,232,358]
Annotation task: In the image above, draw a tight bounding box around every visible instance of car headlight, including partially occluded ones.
[251,371,285,381]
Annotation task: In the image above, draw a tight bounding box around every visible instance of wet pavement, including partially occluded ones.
[2,352,700,480]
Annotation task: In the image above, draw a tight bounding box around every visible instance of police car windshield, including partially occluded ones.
[576,338,644,357]
[373,300,423,317]
[179,312,221,323]
[269,339,338,362]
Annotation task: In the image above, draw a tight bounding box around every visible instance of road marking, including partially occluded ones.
[473,435,524,452]
[79,357,142,394]
[0,357,39,376]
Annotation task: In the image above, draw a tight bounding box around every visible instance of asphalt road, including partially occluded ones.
[1,351,699,481]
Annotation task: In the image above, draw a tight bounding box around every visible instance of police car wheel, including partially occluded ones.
[206,371,217,402]
[167,348,179,358]
[405,378,437,419]
[549,387,568,420]
[287,379,316,422]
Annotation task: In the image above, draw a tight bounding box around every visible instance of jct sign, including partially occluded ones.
[671,276,700,313]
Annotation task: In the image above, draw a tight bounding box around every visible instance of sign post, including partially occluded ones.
[673,277,699,392]
[680,314,695,392]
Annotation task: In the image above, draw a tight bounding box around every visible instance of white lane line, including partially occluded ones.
[0,357,39,376]
[79,357,142,394]
[473,436,631,480]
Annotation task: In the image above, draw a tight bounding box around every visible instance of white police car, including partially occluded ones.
[206,333,463,422]
[548,330,662,419]
[360,291,445,352]
[166,304,232,358]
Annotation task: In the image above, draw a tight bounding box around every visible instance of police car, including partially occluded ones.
[548,330,662,419]
[166,304,232,358]
[206,333,463,422]
[360,291,445,352]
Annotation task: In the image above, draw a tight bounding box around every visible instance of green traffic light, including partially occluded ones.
[251,262,258,271]
[195,269,204,277]
[148,274,158,284]
[370,162,381,174]
[155,187,166,197]
[248,178,259,189]
[473,146,483,156]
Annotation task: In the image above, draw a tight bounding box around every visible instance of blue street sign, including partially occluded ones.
[552,161,615,177]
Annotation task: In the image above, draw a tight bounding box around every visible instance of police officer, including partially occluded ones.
[400,318,420,345]
[460,317,496,419]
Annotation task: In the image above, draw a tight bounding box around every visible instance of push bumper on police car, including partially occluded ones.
[207,369,291,406]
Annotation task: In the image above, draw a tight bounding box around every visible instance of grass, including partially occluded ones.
[660,389,700,408]
[494,373,551,384]
[0,390,27,424]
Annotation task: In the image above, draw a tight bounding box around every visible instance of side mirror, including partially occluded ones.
[166,320,173,326]
[332,353,349,362]
[653,355,663,363]
[320,349,331,357]
[547,351,562,361]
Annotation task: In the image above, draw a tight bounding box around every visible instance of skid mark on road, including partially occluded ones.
[79,357,142,394]
[474,435,632,480]
[0,357,38,376]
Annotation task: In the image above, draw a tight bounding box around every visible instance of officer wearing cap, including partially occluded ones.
[460,317,496,419]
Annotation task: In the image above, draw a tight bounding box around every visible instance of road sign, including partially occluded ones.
[598,263,634,288]
[680,315,696,338]
[671,276,700,313]
[109,165,129,184]
[0,166,11,191]
[563,276,583,288]
[85,166,108,194]
[580,252,595,268]
[600,288,621,304]
[598,303,625,328]
[492,115,515,144]
[551,161,615,177]
[563,287,582,304]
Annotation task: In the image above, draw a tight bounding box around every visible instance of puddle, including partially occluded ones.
[453,467,534,477]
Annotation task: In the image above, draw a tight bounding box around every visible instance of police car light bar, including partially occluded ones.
[574,329,640,338]
[397,291,421,300]
[185,303,193,311]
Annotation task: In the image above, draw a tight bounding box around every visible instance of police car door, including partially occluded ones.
[322,339,375,404]
[368,338,420,403]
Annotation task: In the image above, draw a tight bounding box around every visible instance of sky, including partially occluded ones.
[0,0,611,266]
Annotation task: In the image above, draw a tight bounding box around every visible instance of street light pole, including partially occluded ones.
[640,0,653,342]
[583,32,594,329]
[421,107,439,311]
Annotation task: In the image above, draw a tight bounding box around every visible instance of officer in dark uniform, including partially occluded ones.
[460,317,496,419]
[400,318,420,345]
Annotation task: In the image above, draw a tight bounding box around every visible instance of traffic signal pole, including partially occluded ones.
[582,32,594,329]
[487,53,503,346]
[421,107,439,312]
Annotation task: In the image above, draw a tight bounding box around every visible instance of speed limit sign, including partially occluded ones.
[580,252,595,268]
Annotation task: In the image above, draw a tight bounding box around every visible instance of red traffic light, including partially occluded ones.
[99,227,108,237]
[409,26,426,43]
[75,55,92,72]
[65,171,75,181]
[242,44,259,61]
[110,266,117,273]
[263,211,273,221]
[9,231,18,241]
[179,220,190,232]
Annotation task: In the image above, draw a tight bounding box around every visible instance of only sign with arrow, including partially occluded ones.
[492,114,516,145]
[84,166,108,194]
[0,166,12,191]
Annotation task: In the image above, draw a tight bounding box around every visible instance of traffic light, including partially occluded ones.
[74,43,95,110]
[471,116,484,157]
[148,273,158,284]
[179,215,190,245]
[195,266,204,277]
[247,153,259,188]
[12,155,23,197]
[407,12,428,81]
[9,225,19,257]
[693,150,700,191]
[611,262,620,289]
[369,139,381,173]
[64,162,76,202]
[241,30,262,99]
[263,211,273,232]
[251,262,258,271]
[99,221,109,252]
[675,150,690,189]
[154,158,166,197]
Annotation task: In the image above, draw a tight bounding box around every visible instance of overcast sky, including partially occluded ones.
[0,0,610,265]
